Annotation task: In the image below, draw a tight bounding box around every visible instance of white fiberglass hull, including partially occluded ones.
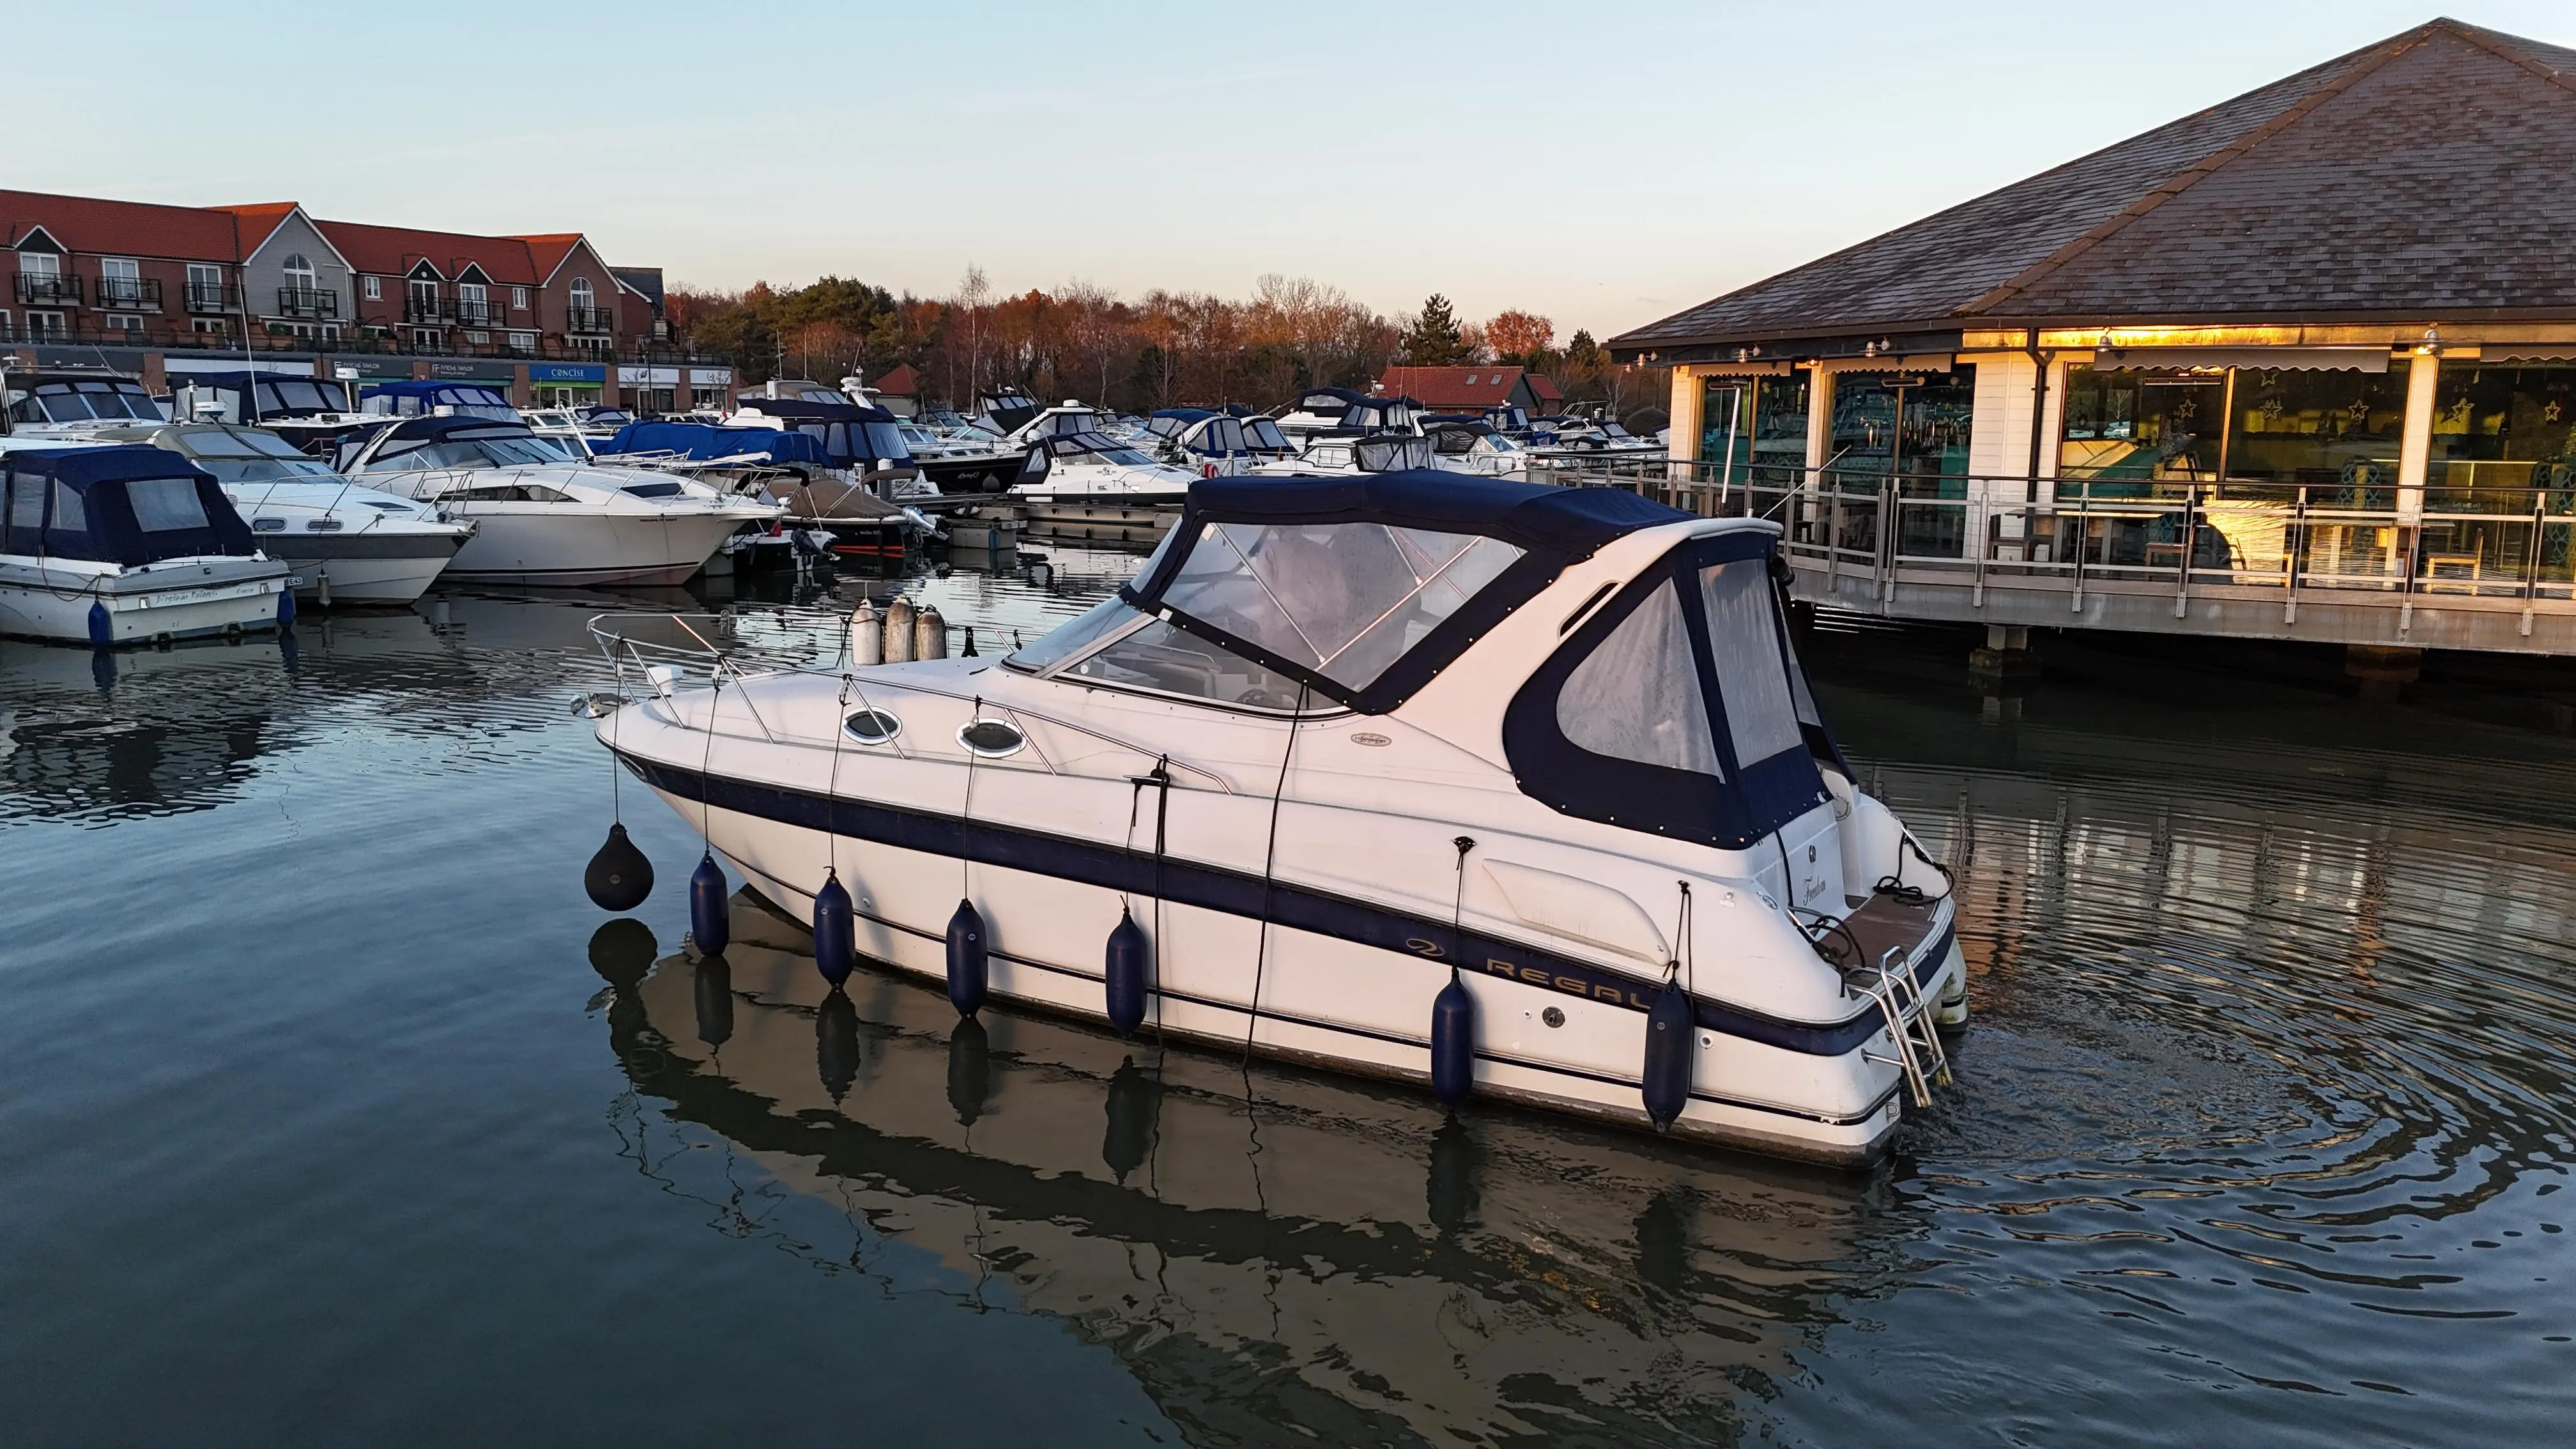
[0,555,289,644]
[602,677,1963,1168]
[441,508,747,586]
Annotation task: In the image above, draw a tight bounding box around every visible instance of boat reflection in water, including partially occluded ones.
[604,890,1902,1444]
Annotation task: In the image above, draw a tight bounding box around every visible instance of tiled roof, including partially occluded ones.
[514,234,584,283]
[1612,18,2576,355]
[1522,372,1564,404]
[312,220,542,284]
[871,364,921,395]
[0,188,245,261]
[1379,365,1524,409]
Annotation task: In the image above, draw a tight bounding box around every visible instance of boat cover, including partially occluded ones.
[601,422,832,467]
[0,445,255,565]
[1118,470,1685,714]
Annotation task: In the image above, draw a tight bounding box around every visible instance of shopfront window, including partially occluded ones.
[2059,366,2226,494]
[2425,360,2576,494]
[2060,360,2407,498]
[1744,373,1808,483]
[2227,363,2407,489]
[1828,368,1974,494]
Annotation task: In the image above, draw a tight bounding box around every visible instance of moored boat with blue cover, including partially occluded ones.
[594,471,1966,1164]
[0,443,291,644]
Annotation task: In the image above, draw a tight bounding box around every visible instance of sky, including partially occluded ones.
[12,1,2573,342]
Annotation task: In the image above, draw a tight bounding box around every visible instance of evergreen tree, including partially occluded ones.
[1399,293,1468,366]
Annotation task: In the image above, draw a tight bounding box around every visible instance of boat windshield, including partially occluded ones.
[177,428,337,480]
[1155,519,1524,693]
[1243,418,1291,451]
[1047,432,1156,466]
[1005,597,1314,713]
[16,380,162,423]
[362,427,575,471]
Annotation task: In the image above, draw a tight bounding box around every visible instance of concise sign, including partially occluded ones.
[530,363,606,383]
[618,365,680,385]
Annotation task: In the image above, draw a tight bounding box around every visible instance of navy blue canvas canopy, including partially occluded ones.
[0,445,254,565]
[735,397,895,424]
[601,422,831,468]
[362,380,510,404]
[1176,470,1684,556]
[1119,471,1690,714]
[1151,408,1219,423]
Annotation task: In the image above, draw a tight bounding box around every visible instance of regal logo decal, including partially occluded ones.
[1480,956,1658,1010]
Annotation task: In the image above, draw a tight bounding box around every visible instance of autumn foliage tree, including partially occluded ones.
[1485,310,1554,365]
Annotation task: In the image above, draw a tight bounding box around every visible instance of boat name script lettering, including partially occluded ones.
[1350,732,1392,747]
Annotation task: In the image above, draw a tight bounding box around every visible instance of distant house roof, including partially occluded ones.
[311,219,544,284]
[871,364,921,397]
[1519,372,1564,406]
[1611,18,2576,360]
[1377,366,1526,410]
[1,188,248,261]
[611,266,665,309]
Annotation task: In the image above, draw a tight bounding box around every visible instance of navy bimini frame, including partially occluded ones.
[1,446,252,565]
[1118,471,1689,715]
[1501,526,1832,850]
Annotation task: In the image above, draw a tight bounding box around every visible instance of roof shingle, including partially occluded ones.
[1612,18,2576,355]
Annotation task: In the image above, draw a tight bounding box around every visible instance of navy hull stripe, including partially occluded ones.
[620,752,1949,1058]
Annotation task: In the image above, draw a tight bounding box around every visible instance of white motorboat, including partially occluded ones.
[1009,429,1205,505]
[591,472,1966,1165]
[521,405,640,458]
[5,366,169,427]
[1245,432,1436,477]
[1142,409,1255,477]
[166,370,385,459]
[1424,418,1534,480]
[358,379,521,422]
[1272,386,1367,445]
[724,395,942,503]
[0,443,291,644]
[92,422,472,604]
[341,417,778,586]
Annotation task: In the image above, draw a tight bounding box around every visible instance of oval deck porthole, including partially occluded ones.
[844,709,902,744]
[957,718,1024,757]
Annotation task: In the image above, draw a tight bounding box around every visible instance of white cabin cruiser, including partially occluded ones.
[1246,432,1436,477]
[0,443,291,644]
[1424,418,1533,480]
[1272,386,1368,445]
[342,417,778,586]
[1009,429,1204,505]
[522,405,640,458]
[94,422,471,604]
[724,396,940,503]
[592,473,1966,1165]
[166,371,381,459]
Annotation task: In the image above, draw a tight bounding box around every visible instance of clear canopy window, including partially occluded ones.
[1160,521,1524,693]
[1558,579,1719,777]
[1698,560,1803,768]
[1063,618,1308,712]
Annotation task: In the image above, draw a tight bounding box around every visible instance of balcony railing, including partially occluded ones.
[13,274,82,306]
[0,316,708,364]
[455,298,502,325]
[185,282,242,312]
[566,307,613,333]
[277,287,339,319]
[1535,457,2576,618]
[96,277,163,309]
[402,296,456,324]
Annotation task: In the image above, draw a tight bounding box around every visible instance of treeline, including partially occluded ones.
[666,272,1669,425]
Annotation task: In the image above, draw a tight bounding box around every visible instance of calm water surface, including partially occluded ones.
[2,546,2570,1446]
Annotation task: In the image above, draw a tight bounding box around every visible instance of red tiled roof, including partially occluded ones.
[871,364,921,396]
[1378,365,1524,410]
[312,219,542,284]
[0,188,243,261]
[1522,372,1564,404]
[512,233,585,282]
